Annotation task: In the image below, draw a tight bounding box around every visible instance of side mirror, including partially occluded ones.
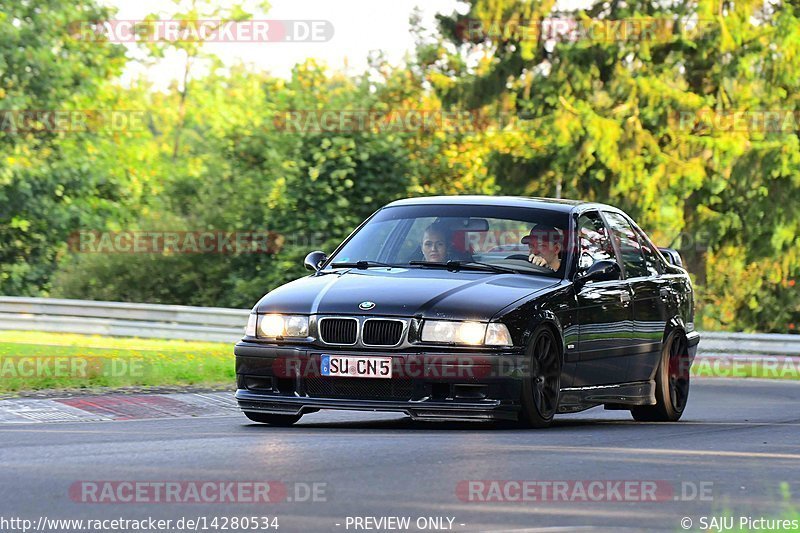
[575,260,621,287]
[658,248,683,268]
[304,250,328,272]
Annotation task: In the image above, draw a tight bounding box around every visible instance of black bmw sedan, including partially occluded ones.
[235,196,700,428]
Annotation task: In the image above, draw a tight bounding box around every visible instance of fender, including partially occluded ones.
[660,316,700,370]
[528,309,565,356]
[663,315,687,345]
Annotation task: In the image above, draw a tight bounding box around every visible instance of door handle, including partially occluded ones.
[620,292,632,304]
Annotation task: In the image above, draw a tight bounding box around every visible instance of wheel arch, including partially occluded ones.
[663,315,688,345]
[527,310,566,362]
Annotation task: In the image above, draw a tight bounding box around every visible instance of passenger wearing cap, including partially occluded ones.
[522,225,562,271]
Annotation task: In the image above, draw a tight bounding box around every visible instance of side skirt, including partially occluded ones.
[557,380,656,413]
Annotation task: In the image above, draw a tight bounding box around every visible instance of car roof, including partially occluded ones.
[385,195,619,215]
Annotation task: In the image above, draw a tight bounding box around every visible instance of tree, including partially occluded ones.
[0,0,129,295]
[423,0,800,332]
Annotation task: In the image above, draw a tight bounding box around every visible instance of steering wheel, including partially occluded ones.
[505,253,558,273]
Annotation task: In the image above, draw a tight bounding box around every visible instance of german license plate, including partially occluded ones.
[320,355,392,378]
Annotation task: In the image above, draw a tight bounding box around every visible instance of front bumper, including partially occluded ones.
[234,341,526,421]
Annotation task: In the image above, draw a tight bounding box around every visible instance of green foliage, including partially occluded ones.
[0,1,130,294]
[426,0,800,332]
[50,59,415,307]
[3,0,799,332]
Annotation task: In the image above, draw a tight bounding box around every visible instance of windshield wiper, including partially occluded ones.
[330,260,402,269]
[409,260,520,274]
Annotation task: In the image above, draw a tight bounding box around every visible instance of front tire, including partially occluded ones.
[518,326,562,428]
[244,412,302,426]
[631,331,690,422]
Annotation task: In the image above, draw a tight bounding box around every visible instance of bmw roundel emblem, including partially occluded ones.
[359,301,376,310]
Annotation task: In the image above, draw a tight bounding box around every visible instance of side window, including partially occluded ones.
[576,211,617,272]
[633,227,663,276]
[603,212,648,278]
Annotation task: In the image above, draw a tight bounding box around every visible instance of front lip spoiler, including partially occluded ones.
[235,389,519,421]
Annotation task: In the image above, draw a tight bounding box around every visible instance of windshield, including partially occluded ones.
[325,204,570,278]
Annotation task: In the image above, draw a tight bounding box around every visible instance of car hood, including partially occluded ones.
[255,268,559,321]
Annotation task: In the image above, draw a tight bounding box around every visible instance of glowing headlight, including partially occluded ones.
[420,320,512,346]
[458,322,486,344]
[257,314,309,338]
[420,320,485,344]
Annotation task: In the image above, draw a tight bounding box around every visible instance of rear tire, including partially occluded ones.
[631,331,690,422]
[244,412,302,426]
[518,326,561,428]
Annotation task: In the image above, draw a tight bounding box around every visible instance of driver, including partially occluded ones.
[421,223,449,262]
[522,225,563,271]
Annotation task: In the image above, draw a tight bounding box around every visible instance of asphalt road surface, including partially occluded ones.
[1,378,799,533]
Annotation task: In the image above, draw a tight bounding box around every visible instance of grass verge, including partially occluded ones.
[0,330,233,393]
